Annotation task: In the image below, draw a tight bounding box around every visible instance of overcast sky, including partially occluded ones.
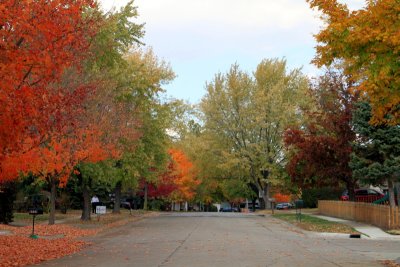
[98,0,365,103]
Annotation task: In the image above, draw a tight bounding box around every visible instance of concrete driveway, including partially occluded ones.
[38,212,400,267]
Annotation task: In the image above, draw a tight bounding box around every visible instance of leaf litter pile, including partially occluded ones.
[0,224,98,267]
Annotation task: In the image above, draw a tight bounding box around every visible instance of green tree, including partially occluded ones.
[201,59,310,208]
[65,1,145,220]
[350,102,400,207]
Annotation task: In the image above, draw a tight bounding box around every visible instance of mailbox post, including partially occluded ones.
[29,207,43,239]
[269,198,276,214]
[295,200,303,222]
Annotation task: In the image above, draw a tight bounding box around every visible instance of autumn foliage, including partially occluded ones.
[0,0,98,162]
[273,193,291,203]
[167,149,200,201]
[0,0,103,186]
[0,224,97,267]
[308,0,400,124]
[284,71,358,196]
[146,149,200,202]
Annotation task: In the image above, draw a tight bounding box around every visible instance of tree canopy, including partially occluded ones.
[308,0,400,125]
[284,70,358,199]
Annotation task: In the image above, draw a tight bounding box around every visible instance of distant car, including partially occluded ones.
[340,190,349,201]
[341,189,385,202]
[275,203,293,210]
[219,207,239,212]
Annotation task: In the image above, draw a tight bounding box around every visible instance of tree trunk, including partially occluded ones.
[388,179,396,208]
[81,184,91,221]
[260,184,270,210]
[257,183,271,209]
[113,182,122,214]
[251,198,256,212]
[346,180,356,201]
[48,178,57,225]
[395,182,400,206]
[143,182,148,210]
[259,197,265,210]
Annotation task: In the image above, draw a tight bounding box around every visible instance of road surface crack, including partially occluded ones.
[158,222,199,267]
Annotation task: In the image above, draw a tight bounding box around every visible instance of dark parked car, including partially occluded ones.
[219,207,239,212]
[275,203,293,210]
[341,189,385,202]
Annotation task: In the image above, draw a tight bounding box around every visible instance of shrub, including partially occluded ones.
[302,187,343,208]
[0,182,18,224]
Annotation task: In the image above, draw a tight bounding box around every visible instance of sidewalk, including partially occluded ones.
[310,214,400,240]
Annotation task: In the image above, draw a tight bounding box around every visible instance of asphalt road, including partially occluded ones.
[39,212,400,267]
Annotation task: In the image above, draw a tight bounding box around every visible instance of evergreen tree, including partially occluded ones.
[350,102,400,207]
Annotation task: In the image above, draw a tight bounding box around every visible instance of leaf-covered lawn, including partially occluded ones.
[0,236,87,267]
[0,224,97,267]
[273,214,357,234]
[0,211,155,266]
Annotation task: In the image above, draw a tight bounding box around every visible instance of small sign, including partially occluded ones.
[268,198,276,202]
[96,206,106,214]
[29,208,43,215]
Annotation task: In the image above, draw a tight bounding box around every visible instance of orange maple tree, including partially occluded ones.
[167,148,200,202]
[0,0,99,183]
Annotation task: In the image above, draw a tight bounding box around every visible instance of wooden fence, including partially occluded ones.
[318,200,400,229]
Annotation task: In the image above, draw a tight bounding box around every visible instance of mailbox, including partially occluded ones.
[295,200,304,209]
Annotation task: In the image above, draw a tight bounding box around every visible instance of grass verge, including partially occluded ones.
[13,213,70,222]
[386,229,400,235]
[273,213,358,234]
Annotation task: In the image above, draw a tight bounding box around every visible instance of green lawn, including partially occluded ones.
[273,213,358,234]
[13,212,70,222]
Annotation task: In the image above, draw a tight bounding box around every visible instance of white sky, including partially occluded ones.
[98,0,366,103]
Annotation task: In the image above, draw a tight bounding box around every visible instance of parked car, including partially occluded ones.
[219,207,239,212]
[340,189,385,202]
[275,202,293,210]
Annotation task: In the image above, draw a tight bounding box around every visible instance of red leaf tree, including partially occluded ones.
[284,71,358,200]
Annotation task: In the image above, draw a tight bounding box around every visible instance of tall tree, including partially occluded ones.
[308,0,400,125]
[284,71,358,200]
[350,102,400,207]
[201,59,310,208]
[74,2,146,217]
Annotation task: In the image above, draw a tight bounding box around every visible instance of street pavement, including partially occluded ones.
[38,212,400,267]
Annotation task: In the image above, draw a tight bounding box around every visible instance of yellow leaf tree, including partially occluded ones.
[308,0,400,124]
